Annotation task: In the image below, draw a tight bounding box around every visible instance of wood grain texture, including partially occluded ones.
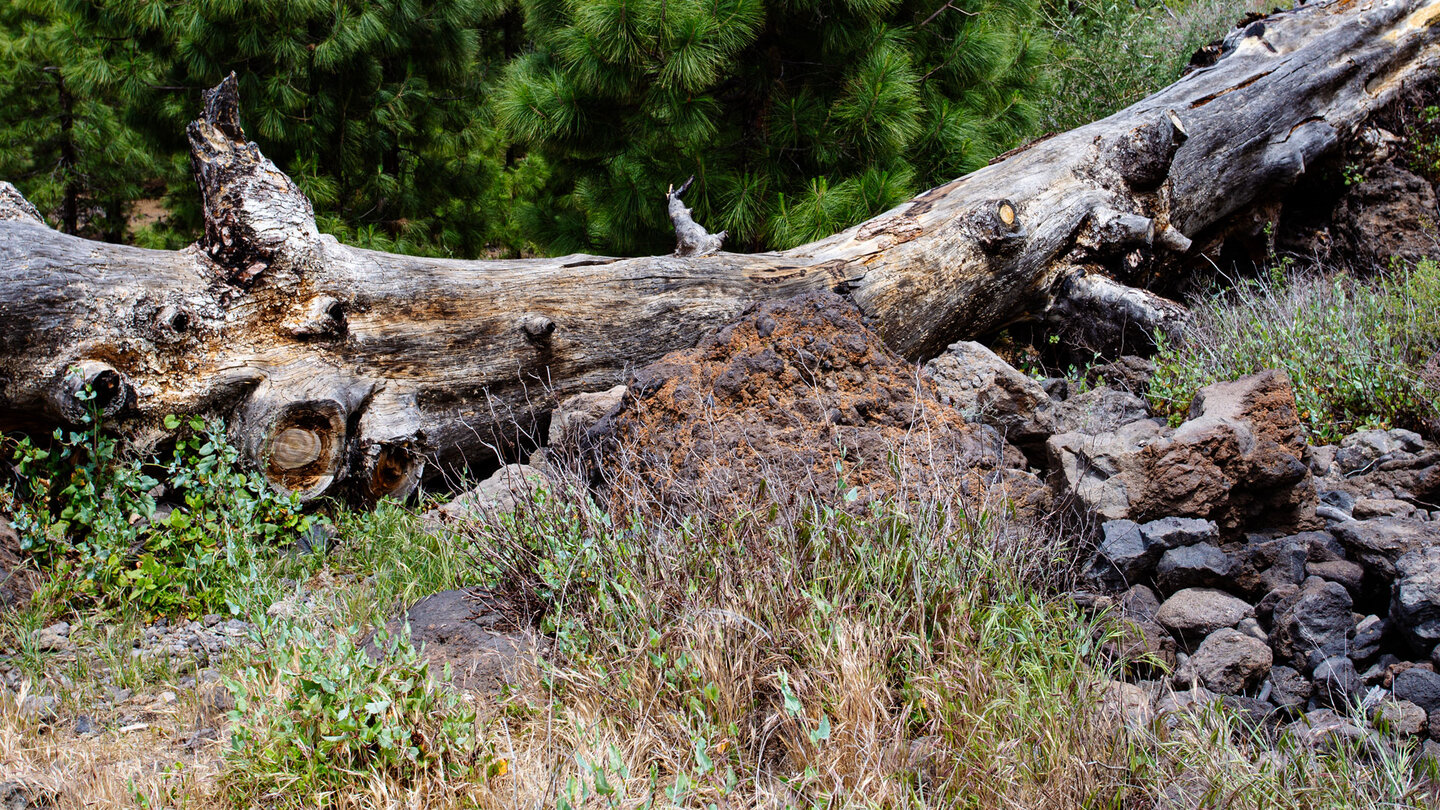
[1,0,1435,501]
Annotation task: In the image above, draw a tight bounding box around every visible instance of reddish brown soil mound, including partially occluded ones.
[599,292,1041,513]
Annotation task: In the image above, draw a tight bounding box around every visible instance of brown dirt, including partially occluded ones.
[597,292,1042,513]
[0,516,37,610]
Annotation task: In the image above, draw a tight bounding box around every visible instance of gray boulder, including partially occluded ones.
[1288,708,1377,753]
[924,341,1057,451]
[1374,699,1428,737]
[1229,534,1308,598]
[1190,628,1272,695]
[1083,519,1158,590]
[1392,546,1440,654]
[1118,584,1161,622]
[422,464,547,528]
[1085,356,1155,396]
[1053,386,1151,435]
[1108,619,1179,673]
[1267,665,1312,712]
[1351,615,1386,663]
[1048,419,1168,522]
[1333,517,1440,579]
[1270,579,1354,671]
[1155,588,1253,643]
[1294,530,1347,563]
[1353,498,1418,520]
[548,384,627,448]
[1312,656,1360,709]
[1394,667,1440,713]
[1255,583,1299,626]
[1334,428,1428,474]
[1140,516,1219,549]
[1305,559,1364,597]
[1156,543,1235,593]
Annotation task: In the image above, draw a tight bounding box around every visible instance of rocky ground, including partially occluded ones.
[431,285,1440,770]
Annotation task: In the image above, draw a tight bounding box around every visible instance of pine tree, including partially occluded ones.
[148,0,520,256]
[0,0,526,256]
[0,0,166,240]
[495,0,1048,255]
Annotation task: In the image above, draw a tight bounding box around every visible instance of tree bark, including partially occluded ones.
[0,0,1435,502]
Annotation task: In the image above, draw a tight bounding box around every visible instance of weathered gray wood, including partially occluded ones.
[0,0,1435,501]
[667,176,726,257]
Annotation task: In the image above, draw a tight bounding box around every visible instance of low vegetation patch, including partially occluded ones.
[222,623,487,808]
[0,424,1437,806]
[5,402,316,617]
[1038,0,1267,132]
[1150,260,1440,442]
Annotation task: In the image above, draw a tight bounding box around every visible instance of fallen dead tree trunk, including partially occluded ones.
[1,0,1436,502]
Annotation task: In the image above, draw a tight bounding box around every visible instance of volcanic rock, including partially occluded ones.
[1141,516,1219,549]
[1312,656,1360,709]
[1053,387,1151,435]
[1048,370,1318,534]
[1393,667,1440,713]
[1333,517,1440,579]
[1267,665,1312,712]
[547,384,626,457]
[1391,546,1440,654]
[924,340,1057,455]
[1270,579,1354,671]
[1374,699,1427,737]
[1190,628,1272,695]
[1156,544,1235,593]
[1333,164,1440,269]
[423,464,546,528]
[367,588,547,694]
[1155,588,1253,643]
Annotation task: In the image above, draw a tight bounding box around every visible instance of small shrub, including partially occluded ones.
[5,394,316,616]
[221,623,485,807]
[1149,261,1440,442]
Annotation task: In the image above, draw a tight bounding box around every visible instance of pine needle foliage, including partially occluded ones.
[497,0,1049,255]
[153,0,520,257]
[0,0,532,257]
[0,0,167,240]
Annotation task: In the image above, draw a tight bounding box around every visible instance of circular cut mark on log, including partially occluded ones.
[364,442,424,502]
[89,369,123,411]
[49,360,134,423]
[259,401,346,500]
[272,427,323,470]
[998,202,1016,228]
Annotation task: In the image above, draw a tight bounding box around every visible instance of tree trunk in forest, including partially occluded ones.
[0,0,1436,502]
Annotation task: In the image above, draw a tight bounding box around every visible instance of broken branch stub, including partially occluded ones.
[0,0,1434,502]
[667,176,727,257]
[187,72,324,284]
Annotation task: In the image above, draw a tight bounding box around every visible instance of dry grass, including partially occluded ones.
[0,677,224,807]
[2,470,1438,808]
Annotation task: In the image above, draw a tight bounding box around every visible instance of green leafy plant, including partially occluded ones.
[5,386,316,616]
[222,623,486,807]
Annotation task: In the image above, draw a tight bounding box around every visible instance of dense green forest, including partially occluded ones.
[0,0,1241,258]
